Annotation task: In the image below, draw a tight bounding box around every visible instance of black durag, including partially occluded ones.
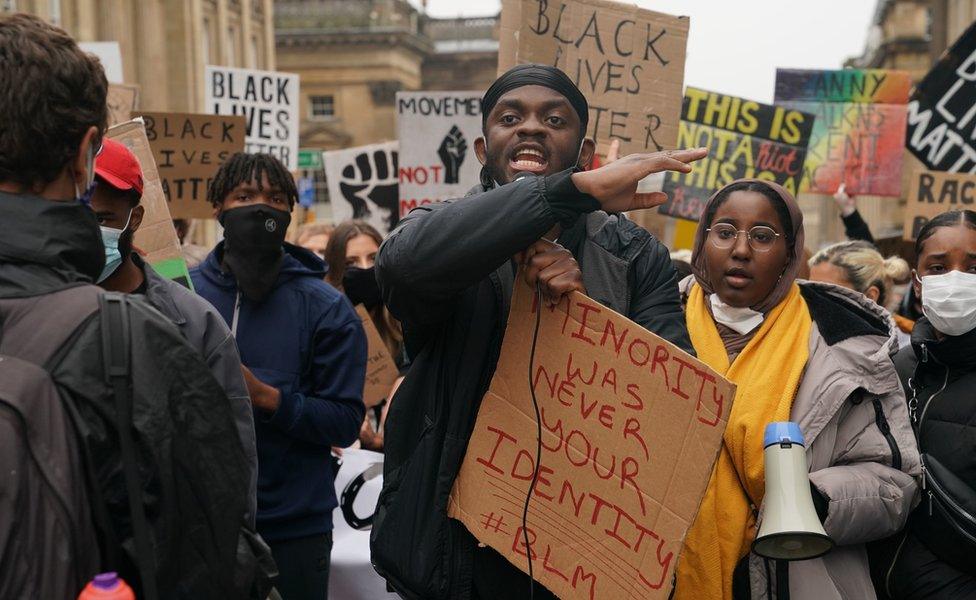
[479,64,589,188]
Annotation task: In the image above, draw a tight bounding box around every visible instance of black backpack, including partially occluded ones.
[0,288,275,599]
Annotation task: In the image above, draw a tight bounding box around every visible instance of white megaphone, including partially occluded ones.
[753,422,834,561]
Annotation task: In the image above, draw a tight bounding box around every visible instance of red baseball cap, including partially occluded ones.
[95,138,144,197]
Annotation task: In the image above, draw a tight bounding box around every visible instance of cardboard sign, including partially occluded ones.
[355,305,400,409]
[774,68,911,196]
[205,66,300,170]
[134,112,246,219]
[396,91,483,218]
[448,279,734,600]
[107,84,139,127]
[80,41,123,83]
[498,0,689,157]
[106,119,191,287]
[906,21,976,172]
[323,141,400,235]
[659,88,815,221]
[903,170,976,240]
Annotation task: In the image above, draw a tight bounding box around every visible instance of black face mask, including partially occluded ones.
[343,266,381,310]
[219,204,291,302]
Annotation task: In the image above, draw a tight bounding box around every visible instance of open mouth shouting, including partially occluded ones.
[509,145,549,175]
[724,266,753,289]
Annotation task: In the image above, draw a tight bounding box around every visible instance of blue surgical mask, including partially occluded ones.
[97,209,133,283]
[75,141,99,207]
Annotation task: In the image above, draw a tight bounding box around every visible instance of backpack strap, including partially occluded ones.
[99,292,159,600]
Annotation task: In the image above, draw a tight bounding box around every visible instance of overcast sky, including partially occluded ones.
[411,0,876,103]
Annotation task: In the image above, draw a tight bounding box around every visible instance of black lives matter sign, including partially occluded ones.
[498,0,688,156]
[906,21,976,172]
[135,112,246,219]
[205,66,300,170]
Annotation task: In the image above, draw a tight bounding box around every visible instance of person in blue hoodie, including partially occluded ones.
[191,152,367,600]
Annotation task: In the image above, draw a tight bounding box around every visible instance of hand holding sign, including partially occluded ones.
[518,239,586,307]
[571,147,708,213]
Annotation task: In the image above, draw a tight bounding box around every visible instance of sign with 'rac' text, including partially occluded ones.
[659,88,815,221]
[904,170,976,240]
[205,66,300,170]
[448,279,734,600]
[396,91,483,218]
[499,0,689,157]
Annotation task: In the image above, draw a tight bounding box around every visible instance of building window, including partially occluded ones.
[226,25,237,66]
[202,18,211,63]
[310,95,335,120]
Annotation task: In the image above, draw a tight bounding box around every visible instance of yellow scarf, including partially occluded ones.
[674,283,812,599]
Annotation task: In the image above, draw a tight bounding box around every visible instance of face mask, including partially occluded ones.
[96,209,133,283]
[709,293,764,335]
[75,142,98,206]
[343,266,381,310]
[918,270,976,336]
[219,204,291,302]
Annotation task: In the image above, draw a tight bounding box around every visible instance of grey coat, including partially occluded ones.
[136,254,258,526]
[680,278,921,599]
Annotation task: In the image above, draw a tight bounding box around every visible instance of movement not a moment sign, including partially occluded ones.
[449,279,734,600]
[498,0,689,157]
[659,87,815,221]
[396,91,483,219]
[205,66,300,170]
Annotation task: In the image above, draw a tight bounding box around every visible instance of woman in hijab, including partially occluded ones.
[674,179,920,600]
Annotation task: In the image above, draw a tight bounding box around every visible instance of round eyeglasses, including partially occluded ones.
[706,223,782,252]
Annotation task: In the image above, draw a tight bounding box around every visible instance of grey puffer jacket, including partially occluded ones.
[680,278,921,599]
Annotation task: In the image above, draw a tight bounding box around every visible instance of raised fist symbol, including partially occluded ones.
[339,149,400,230]
[437,125,467,185]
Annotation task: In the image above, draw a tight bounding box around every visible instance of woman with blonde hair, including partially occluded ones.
[809,240,914,344]
[325,220,405,451]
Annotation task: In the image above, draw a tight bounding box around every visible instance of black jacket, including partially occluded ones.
[884,319,976,598]
[370,170,693,599]
[0,192,255,598]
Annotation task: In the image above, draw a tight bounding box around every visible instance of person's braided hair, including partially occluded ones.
[207,152,298,207]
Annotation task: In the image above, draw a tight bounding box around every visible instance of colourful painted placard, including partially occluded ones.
[774,68,911,196]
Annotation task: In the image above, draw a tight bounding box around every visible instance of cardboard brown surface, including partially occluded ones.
[448,278,734,600]
[355,305,400,409]
[133,112,246,219]
[107,119,191,287]
[498,0,689,157]
[903,170,976,240]
[107,84,139,127]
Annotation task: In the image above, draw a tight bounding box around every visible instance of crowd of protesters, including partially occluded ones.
[2,11,976,600]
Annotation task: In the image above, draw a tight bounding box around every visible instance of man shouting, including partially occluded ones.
[370,63,706,599]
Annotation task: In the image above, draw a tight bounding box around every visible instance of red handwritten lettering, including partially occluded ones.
[624,417,650,461]
[477,426,516,475]
[651,344,671,388]
[571,301,601,346]
[623,383,643,410]
[628,338,651,367]
[600,319,629,355]
[671,356,694,399]
[598,404,615,429]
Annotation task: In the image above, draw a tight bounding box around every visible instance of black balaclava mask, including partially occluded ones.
[219,204,291,302]
[343,266,381,310]
[479,63,590,189]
